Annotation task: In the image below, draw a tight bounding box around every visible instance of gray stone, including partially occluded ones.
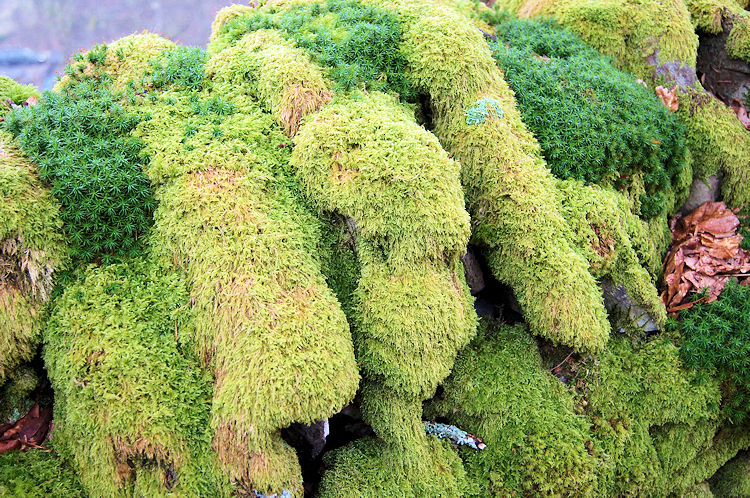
[681,173,723,215]
[462,248,485,296]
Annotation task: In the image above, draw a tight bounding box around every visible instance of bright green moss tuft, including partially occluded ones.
[4,79,154,264]
[0,448,86,497]
[318,437,468,497]
[670,280,750,422]
[0,76,40,105]
[44,258,230,496]
[727,14,750,61]
[492,17,688,218]
[149,46,208,91]
[427,320,599,496]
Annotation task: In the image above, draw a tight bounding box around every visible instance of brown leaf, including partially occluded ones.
[0,402,53,454]
[731,98,750,131]
[656,85,679,112]
[662,201,750,313]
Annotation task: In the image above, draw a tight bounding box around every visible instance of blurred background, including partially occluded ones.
[0,0,238,90]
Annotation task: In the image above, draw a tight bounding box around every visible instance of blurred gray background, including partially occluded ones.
[0,0,238,90]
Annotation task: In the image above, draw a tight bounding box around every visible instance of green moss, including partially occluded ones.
[710,451,750,497]
[4,78,154,264]
[677,87,750,209]
[0,365,38,423]
[492,17,688,219]
[557,179,666,332]
[318,437,468,497]
[206,29,332,135]
[44,258,230,497]
[211,0,416,100]
[149,46,208,91]
[427,320,599,496]
[376,0,610,352]
[0,448,86,497]
[669,280,750,422]
[0,76,40,105]
[727,14,750,62]
[0,131,68,385]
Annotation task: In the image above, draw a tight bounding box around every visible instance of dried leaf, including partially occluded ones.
[655,85,679,112]
[0,402,52,454]
[661,201,750,312]
[731,98,750,131]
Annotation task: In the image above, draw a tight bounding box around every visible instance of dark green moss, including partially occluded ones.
[0,448,86,497]
[3,78,153,264]
[670,279,750,422]
[213,0,416,100]
[150,46,208,91]
[491,17,688,218]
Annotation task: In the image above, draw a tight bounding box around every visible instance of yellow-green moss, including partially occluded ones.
[44,258,231,497]
[206,29,332,135]
[0,76,40,105]
[0,448,86,497]
[556,180,667,332]
[727,14,750,61]
[427,320,599,496]
[0,131,68,385]
[677,87,750,208]
[373,0,610,352]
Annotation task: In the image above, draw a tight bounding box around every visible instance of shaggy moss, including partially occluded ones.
[557,180,666,332]
[206,29,332,135]
[44,258,230,497]
[492,17,688,219]
[0,76,40,105]
[669,280,750,422]
[0,131,67,385]
[427,320,598,496]
[710,451,750,497]
[318,437,468,497]
[684,0,750,63]
[0,448,86,497]
[677,87,750,208]
[726,14,750,61]
[372,0,610,352]
[580,336,723,495]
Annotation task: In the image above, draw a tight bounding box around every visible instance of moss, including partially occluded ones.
[374,0,610,352]
[676,87,750,208]
[0,365,39,423]
[44,258,231,496]
[56,33,175,92]
[210,0,416,100]
[318,437,468,497]
[726,14,750,61]
[0,448,86,497]
[710,451,750,497]
[491,17,689,219]
[0,131,67,385]
[0,76,40,105]
[206,29,332,135]
[427,320,599,496]
[581,336,723,495]
[556,179,666,332]
[4,79,154,264]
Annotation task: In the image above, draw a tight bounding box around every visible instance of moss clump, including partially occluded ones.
[44,258,230,496]
[677,87,750,208]
[4,78,154,264]
[684,0,750,63]
[710,451,750,497]
[149,46,208,91]
[206,29,332,135]
[492,17,688,219]
[375,0,610,352]
[669,280,750,422]
[0,76,40,105]
[318,437,468,497]
[726,14,750,61]
[0,365,39,423]
[210,0,416,100]
[0,131,67,385]
[0,448,86,497]
[581,337,723,495]
[427,321,598,496]
[557,179,667,332]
